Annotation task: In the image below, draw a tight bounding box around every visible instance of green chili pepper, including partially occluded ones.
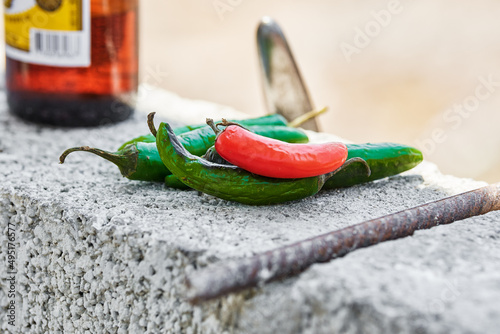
[165,174,191,190]
[324,143,423,189]
[165,147,229,189]
[155,121,368,205]
[170,142,423,190]
[117,114,290,151]
[59,142,169,182]
[117,134,156,151]
[59,125,308,182]
[171,113,289,135]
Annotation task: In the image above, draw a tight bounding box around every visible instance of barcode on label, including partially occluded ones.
[5,0,91,67]
[20,27,91,67]
[33,31,81,58]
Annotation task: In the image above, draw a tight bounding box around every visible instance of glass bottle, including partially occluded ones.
[4,0,138,126]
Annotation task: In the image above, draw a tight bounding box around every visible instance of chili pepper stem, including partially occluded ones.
[147,112,157,137]
[220,119,242,127]
[206,118,221,136]
[207,118,252,134]
[59,146,139,178]
[219,119,251,131]
[288,107,328,128]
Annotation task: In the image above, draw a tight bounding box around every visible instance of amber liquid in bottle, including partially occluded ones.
[6,0,138,127]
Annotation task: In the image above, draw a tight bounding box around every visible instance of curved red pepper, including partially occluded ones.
[215,124,348,179]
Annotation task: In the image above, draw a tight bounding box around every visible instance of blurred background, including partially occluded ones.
[3,0,500,182]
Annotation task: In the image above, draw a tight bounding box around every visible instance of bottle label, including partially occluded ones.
[4,0,91,67]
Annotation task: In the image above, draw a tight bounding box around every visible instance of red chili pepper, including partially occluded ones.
[213,121,348,179]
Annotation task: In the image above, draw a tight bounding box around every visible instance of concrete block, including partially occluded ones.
[1,90,499,333]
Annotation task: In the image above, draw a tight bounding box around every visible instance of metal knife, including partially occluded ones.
[257,16,319,131]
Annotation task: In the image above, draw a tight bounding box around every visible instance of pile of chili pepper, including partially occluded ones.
[60,112,423,205]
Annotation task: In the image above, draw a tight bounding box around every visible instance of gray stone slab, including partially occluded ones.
[0,90,499,334]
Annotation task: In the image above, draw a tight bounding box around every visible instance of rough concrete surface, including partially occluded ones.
[0,87,499,334]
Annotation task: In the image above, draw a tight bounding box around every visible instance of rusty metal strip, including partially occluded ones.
[187,183,500,303]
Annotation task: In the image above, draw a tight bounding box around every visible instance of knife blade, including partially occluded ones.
[257,16,319,131]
